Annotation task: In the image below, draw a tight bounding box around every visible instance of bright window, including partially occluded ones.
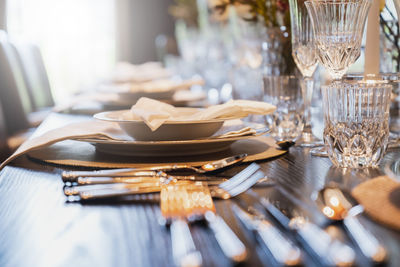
[7,0,117,102]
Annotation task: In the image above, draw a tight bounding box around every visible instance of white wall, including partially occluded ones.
[0,0,6,30]
[116,0,175,63]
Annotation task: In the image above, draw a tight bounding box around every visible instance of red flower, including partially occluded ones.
[276,0,289,12]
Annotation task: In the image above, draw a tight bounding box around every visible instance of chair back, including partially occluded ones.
[0,100,11,161]
[0,39,31,135]
[15,43,54,110]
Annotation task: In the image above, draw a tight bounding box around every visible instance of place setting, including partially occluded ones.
[2,0,400,267]
[54,61,208,114]
[0,97,290,172]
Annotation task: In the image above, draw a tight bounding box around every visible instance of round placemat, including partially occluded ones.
[27,136,287,169]
[352,176,400,231]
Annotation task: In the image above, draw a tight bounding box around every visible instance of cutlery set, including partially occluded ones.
[61,155,388,266]
[161,182,247,267]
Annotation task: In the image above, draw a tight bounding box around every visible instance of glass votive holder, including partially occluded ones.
[322,80,392,168]
[263,75,304,141]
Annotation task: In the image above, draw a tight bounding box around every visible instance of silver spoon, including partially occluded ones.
[62,154,247,182]
[276,140,295,150]
[316,186,387,264]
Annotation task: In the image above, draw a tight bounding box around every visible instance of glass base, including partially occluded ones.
[388,132,400,148]
[310,146,328,157]
[298,131,324,147]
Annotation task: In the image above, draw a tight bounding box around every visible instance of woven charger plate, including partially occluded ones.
[27,136,286,169]
[352,176,400,231]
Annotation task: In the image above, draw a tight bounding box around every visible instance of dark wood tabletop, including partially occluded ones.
[1,113,400,267]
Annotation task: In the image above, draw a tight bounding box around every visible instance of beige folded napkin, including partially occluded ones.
[0,120,123,170]
[99,78,204,94]
[0,117,264,170]
[126,98,276,131]
[172,90,206,102]
[352,176,400,231]
[129,77,204,93]
[53,92,121,113]
[111,61,172,83]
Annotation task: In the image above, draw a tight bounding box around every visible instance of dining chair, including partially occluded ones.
[0,36,32,136]
[0,102,11,162]
[14,43,55,111]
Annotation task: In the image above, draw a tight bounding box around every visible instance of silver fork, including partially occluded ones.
[65,163,265,201]
[161,184,202,267]
[184,182,247,263]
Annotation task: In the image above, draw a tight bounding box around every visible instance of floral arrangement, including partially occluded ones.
[169,0,199,28]
[380,5,400,72]
[210,0,295,74]
[210,0,290,29]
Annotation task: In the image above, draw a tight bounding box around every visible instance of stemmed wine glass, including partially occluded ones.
[305,0,372,156]
[289,0,320,146]
[305,0,371,81]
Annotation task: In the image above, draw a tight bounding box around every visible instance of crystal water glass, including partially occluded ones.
[289,0,319,146]
[322,81,392,168]
[305,0,372,80]
[264,76,304,141]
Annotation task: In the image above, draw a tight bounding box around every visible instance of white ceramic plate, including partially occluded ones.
[94,110,232,141]
[78,135,255,157]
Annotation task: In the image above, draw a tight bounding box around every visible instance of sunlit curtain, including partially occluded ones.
[7,0,116,102]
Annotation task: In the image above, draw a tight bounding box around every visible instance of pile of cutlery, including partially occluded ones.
[61,157,388,266]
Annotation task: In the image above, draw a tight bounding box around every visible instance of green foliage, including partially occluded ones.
[169,0,199,27]
[380,6,400,72]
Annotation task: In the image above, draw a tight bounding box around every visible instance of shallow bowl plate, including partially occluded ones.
[94,109,229,141]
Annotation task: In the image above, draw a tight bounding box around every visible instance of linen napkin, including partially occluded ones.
[352,176,400,231]
[0,115,265,170]
[99,78,204,94]
[126,98,276,131]
[0,120,125,170]
[129,77,204,93]
[111,61,172,83]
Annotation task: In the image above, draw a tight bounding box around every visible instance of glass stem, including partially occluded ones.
[301,77,314,130]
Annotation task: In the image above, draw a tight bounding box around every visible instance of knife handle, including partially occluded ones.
[344,216,386,263]
[170,219,202,267]
[205,212,247,263]
[293,220,355,266]
[256,220,302,266]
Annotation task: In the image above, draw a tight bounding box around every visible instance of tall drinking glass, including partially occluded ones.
[289,0,319,146]
[305,0,372,157]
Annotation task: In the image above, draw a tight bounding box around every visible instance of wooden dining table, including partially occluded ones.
[1,112,400,267]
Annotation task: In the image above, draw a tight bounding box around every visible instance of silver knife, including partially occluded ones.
[232,203,302,266]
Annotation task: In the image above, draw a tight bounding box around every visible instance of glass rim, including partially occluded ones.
[305,0,371,4]
[321,80,393,90]
[344,73,400,82]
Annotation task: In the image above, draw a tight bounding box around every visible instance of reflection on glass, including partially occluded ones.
[289,0,319,146]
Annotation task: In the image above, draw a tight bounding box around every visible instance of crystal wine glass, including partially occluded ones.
[305,0,372,81]
[305,0,372,156]
[289,0,320,146]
